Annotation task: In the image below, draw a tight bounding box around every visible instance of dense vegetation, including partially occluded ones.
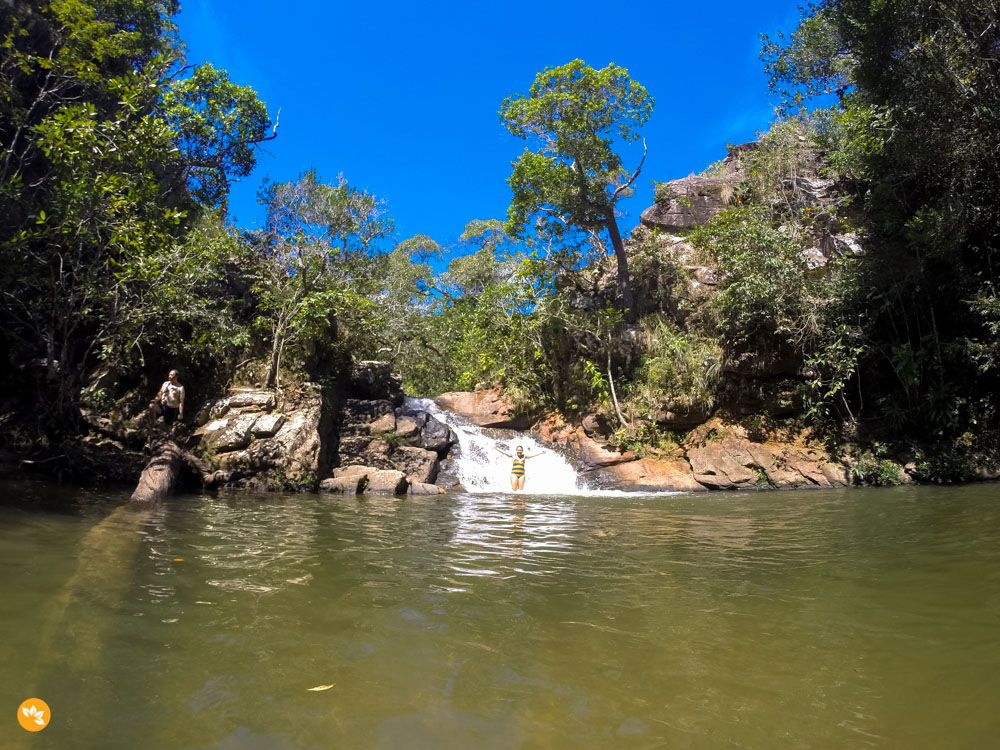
[2,0,997,483]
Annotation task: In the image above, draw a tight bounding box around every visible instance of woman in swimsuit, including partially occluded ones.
[496,444,541,491]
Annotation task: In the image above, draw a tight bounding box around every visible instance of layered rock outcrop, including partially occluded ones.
[527,408,850,493]
[189,362,458,495]
[192,383,332,490]
[641,176,735,231]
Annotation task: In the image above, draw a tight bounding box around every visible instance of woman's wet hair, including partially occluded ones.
[516,445,523,451]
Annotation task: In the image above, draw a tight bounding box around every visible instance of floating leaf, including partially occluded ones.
[307,684,335,691]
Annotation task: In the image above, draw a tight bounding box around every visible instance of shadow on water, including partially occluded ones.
[1,484,154,748]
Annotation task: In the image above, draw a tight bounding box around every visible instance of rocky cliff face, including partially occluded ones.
[191,361,458,495]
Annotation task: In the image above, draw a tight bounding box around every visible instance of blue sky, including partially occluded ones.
[176,0,804,253]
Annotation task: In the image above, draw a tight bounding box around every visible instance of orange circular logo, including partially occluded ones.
[17,698,50,732]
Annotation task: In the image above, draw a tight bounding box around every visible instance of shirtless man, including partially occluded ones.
[150,369,185,426]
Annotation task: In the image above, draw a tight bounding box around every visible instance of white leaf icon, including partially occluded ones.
[34,716,45,726]
[22,707,30,717]
[35,710,44,721]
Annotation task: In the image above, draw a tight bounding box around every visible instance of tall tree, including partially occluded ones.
[0,0,272,430]
[500,60,653,322]
[254,171,392,388]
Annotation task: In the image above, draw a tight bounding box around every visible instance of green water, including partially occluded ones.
[1,482,999,749]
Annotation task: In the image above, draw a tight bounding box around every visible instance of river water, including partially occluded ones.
[1,482,999,748]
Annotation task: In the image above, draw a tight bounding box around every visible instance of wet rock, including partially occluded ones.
[408,481,445,495]
[319,475,365,494]
[434,389,535,429]
[420,416,456,454]
[392,445,440,484]
[435,471,462,491]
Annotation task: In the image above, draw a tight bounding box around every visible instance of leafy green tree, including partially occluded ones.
[500,60,653,322]
[254,170,392,388]
[162,62,276,210]
[762,0,1000,438]
[0,0,271,431]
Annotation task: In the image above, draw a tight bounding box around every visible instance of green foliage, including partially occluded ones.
[738,119,821,212]
[762,0,1000,442]
[252,170,392,387]
[162,63,274,209]
[690,206,813,368]
[500,59,654,319]
[625,319,720,417]
[850,445,902,487]
[0,0,271,431]
[607,420,679,458]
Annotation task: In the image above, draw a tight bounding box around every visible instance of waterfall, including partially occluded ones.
[407,398,679,497]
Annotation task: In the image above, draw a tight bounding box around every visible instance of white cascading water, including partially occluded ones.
[407,398,679,497]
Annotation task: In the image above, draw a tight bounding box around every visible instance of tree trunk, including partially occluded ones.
[605,213,637,322]
[265,321,285,389]
[130,437,182,502]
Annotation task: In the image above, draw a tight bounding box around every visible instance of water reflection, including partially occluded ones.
[2,483,1000,748]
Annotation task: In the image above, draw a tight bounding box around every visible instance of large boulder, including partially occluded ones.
[392,445,440,484]
[193,384,332,490]
[641,176,734,231]
[594,456,707,492]
[434,389,535,429]
[419,415,457,454]
[324,464,409,495]
[365,469,408,495]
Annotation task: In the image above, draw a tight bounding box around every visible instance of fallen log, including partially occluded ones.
[130,437,182,502]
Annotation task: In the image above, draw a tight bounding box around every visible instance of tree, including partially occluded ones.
[254,170,392,388]
[762,0,1000,438]
[162,62,276,210]
[0,0,272,431]
[500,60,653,322]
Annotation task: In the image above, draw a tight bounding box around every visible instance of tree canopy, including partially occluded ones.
[500,60,653,321]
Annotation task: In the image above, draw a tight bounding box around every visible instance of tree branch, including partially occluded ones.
[613,138,647,199]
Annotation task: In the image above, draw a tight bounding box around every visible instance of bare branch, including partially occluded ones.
[613,138,648,199]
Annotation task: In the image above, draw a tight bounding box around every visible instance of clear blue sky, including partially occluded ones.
[176,0,803,251]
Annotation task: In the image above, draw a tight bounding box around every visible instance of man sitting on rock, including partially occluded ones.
[150,369,185,426]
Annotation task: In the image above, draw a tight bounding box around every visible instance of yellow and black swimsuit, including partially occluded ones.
[511,457,526,477]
